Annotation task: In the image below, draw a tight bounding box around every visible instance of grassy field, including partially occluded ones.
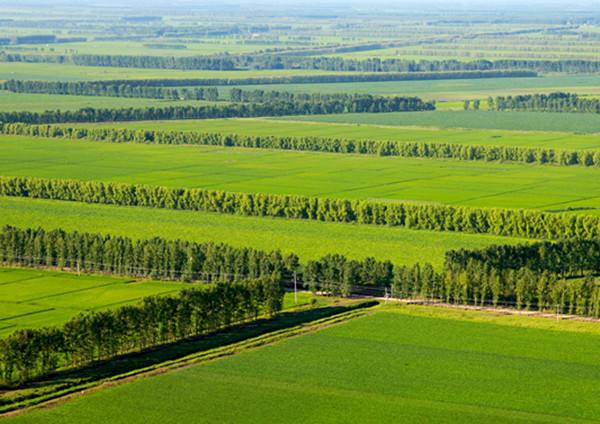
[0,266,321,338]
[87,117,600,149]
[277,111,600,133]
[0,268,188,337]
[0,197,526,268]
[9,305,600,423]
[0,63,347,82]
[229,74,600,100]
[2,136,600,213]
[0,91,218,112]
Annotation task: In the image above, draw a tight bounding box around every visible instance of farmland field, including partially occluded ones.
[8,305,600,423]
[0,266,322,338]
[277,111,600,133]
[4,1,600,421]
[0,197,526,267]
[0,91,215,112]
[2,136,600,213]
[229,74,600,100]
[0,63,348,82]
[86,117,600,149]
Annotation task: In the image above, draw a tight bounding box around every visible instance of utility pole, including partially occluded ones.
[556,303,560,321]
[293,272,298,304]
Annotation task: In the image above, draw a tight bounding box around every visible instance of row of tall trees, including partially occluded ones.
[2,176,600,240]
[1,80,221,101]
[491,92,600,113]
[0,277,283,385]
[0,225,296,282]
[4,123,600,168]
[1,51,598,73]
[0,70,536,90]
[0,96,433,124]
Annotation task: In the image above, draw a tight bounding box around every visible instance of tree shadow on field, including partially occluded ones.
[0,300,377,412]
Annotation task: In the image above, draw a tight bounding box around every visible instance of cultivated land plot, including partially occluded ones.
[0,63,349,82]
[9,305,600,423]
[0,197,526,268]
[228,74,600,100]
[277,111,600,133]
[0,268,187,337]
[93,117,600,149]
[0,267,321,338]
[0,91,217,112]
[2,136,600,214]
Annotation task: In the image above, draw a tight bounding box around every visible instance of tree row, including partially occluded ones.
[0,276,283,385]
[4,123,600,168]
[490,92,600,113]
[0,96,433,124]
[2,176,599,240]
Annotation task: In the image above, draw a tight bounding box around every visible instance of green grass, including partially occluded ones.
[0,266,321,338]
[0,63,355,82]
[0,197,525,268]
[277,110,600,133]
[0,91,221,112]
[228,74,600,100]
[2,135,600,213]
[9,305,600,423]
[0,268,188,337]
[89,116,600,149]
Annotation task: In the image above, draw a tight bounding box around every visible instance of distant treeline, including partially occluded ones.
[0,51,598,73]
[0,96,433,124]
[0,81,435,114]
[491,92,600,113]
[3,123,600,168]
[2,176,600,240]
[1,80,221,101]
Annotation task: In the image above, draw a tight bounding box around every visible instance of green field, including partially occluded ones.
[229,74,600,100]
[0,91,217,112]
[2,136,600,213]
[0,63,347,82]
[9,305,600,423]
[0,266,321,338]
[88,117,600,149]
[278,111,600,133]
[0,197,526,267]
[0,268,188,337]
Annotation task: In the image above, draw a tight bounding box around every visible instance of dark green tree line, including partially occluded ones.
[0,276,282,385]
[492,92,600,113]
[0,96,433,124]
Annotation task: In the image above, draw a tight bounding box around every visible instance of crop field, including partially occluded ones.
[0,91,214,112]
[0,267,322,338]
[2,136,600,213]
[8,305,600,423]
[90,117,600,149]
[229,74,600,100]
[0,197,526,267]
[4,2,600,422]
[278,111,600,133]
[0,63,348,82]
[0,268,188,337]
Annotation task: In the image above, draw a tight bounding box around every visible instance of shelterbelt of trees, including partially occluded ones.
[0,71,536,92]
[2,176,600,240]
[0,275,284,384]
[0,97,433,124]
[0,50,597,73]
[490,92,600,113]
[3,123,600,168]
[3,225,600,386]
